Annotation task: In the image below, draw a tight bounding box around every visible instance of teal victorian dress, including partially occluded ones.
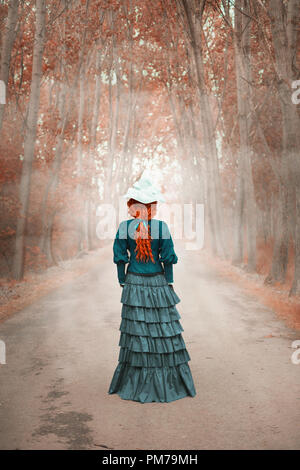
[108,218,196,403]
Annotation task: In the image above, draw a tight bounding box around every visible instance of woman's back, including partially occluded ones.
[113,218,178,282]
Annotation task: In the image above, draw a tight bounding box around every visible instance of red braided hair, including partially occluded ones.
[127,198,157,263]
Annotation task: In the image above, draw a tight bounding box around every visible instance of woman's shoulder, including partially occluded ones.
[117,219,140,239]
[116,219,130,238]
[156,219,171,234]
[150,219,171,239]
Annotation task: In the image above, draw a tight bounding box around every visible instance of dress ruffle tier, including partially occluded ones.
[108,273,196,403]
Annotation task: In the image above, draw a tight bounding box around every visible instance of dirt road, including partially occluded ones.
[0,243,299,450]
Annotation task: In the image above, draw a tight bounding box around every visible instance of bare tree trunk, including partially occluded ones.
[39,80,68,258]
[265,181,289,284]
[85,47,103,250]
[12,0,46,280]
[0,0,19,131]
[233,0,257,270]
[76,64,86,251]
[43,210,58,265]
[121,90,139,192]
[86,198,95,251]
[104,10,121,203]
[232,148,245,264]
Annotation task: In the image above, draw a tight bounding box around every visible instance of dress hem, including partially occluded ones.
[107,389,196,404]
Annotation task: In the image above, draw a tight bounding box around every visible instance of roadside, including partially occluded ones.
[199,250,300,332]
[0,243,111,324]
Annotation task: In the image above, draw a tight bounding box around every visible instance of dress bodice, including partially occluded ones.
[113,219,178,283]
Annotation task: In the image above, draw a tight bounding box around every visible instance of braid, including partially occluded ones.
[127,199,157,263]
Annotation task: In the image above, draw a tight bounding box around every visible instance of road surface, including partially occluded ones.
[0,242,299,450]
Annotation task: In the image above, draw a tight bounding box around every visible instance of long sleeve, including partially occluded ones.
[113,222,129,284]
[159,221,178,283]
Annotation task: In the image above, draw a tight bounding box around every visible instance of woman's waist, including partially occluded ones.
[126,270,165,277]
[126,260,164,276]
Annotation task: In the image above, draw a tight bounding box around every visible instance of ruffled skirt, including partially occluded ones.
[108,272,196,403]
